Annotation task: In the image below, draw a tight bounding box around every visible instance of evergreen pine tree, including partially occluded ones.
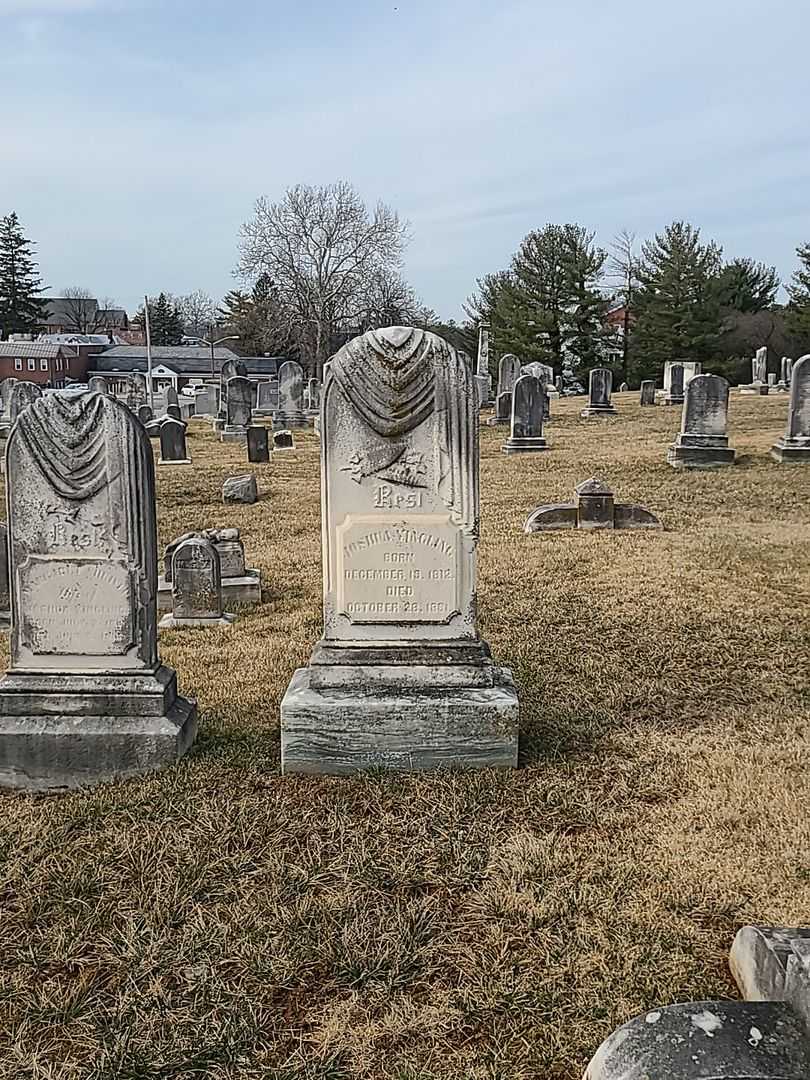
[716,257,779,313]
[787,243,810,350]
[0,212,47,338]
[632,221,723,380]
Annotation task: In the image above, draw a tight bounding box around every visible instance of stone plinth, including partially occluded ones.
[0,389,196,791]
[525,477,661,532]
[280,327,519,775]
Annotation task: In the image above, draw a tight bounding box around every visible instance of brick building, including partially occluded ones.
[88,346,281,395]
[0,342,86,387]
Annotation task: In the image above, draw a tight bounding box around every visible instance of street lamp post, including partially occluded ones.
[202,326,239,381]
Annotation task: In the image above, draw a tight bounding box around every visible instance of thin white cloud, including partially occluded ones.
[0,0,115,13]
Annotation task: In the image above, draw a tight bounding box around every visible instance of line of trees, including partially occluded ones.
[466,220,810,386]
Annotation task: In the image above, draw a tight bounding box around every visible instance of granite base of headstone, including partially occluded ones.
[668,373,736,469]
[273,429,295,450]
[280,327,519,775]
[0,388,197,791]
[247,426,270,463]
[159,536,235,629]
[223,473,258,504]
[158,527,261,611]
[771,354,810,462]
[525,478,661,532]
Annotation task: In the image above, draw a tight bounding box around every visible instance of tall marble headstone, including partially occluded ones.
[0,388,196,789]
[640,380,656,406]
[218,359,246,423]
[273,361,308,429]
[497,354,522,399]
[580,368,617,418]
[771,354,810,462]
[781,357,794,387]
[475,322,493,406]
[281,326,519,774]
[158,417,191,465]
[159,537,234,628]
[753,346,768,385]
[502,374,549,454]
[223,375,252,441]
[664,363,685,405]
[668,374,735,468]
[306,378,321,414]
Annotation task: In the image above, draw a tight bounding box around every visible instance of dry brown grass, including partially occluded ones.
[1,392,809,1079]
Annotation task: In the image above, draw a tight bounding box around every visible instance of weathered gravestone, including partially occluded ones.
[222,375,253,441]
[194,385,217,416]
[166,386,179,408]
[502,374,549,454]
[639,379,656,406]
[525,477,661,532]
[88,376,108,394]
[137,404,153,425]
[771,354,810,462]
[0,524,9,629]
[9,381,43,422]
[781,357,794,388]
[0,388,197,790]
[754,345,768,385]
[306,378,321,413]
[159,536,234,628]
[144,419,162,440]
[159,526,261,610]
[217,359,246,427]
[619,381,629,392]
[475,322,493,406]
[280,326,519,775]
[486,390,512,427]
[254,379,278,418]
[664,360,701,396]
[247,426,270,463]
[768,372,777,387]
[223,473,258,504]
[158,417,191,465]
[127,372,147,409]
[664,363,685,405]
[0,378,18,422]
[497,353,522,399]
[580,368,617,418]
[273,361,308,429]
[273,429,294,450]
[668,373,735,468]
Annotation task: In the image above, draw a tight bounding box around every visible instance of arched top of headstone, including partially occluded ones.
[9,381,43,422]
[576,477,611,496]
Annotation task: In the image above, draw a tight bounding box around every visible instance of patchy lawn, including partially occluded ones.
[1,391,809,1080]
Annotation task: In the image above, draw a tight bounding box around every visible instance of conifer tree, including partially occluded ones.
[787,243,810,350]
[0,212,47,338]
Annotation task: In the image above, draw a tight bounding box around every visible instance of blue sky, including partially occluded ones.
[1,0,808,318]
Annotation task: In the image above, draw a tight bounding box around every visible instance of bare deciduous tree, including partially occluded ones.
[607,230,641,384]
[61,286,100,334]
[177,289,218,338]
[238,181,411,376]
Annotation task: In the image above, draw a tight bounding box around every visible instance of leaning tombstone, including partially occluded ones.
[619,381,629,392]
[158,417,191,465]
[0,387,197,790]
[138,404,153,425]
[159,536,234,629]
[502,374,549,454]
[771,354,810,462]
[664,363,685,405]
[0,524,9,630]
[496,353,522,398]
[486,391,512,427]
[668,373,735,468]
[247,426,270,463]
[273,429,294,450]
[273,361,309,429]
[580,368,617,417]
[222,375,253,441]
[639,380,656,406]
[88,375,108,394]
[280,326,519,775]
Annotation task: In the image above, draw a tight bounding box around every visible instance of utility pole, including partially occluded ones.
[144,295,154,408]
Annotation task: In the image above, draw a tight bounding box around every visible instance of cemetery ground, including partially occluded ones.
[1,392,810,1080]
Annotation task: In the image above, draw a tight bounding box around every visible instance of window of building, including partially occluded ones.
[40,359,48,371]
[14,358,22,371]
[27,358,35,371]
[56,357,62,371]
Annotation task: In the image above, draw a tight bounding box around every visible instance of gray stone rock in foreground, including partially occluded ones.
[222,473,258,504]
[668,373,735,469]
[584,1000,810,1079]
[281,326,519,775]
[525,477,661,532]
[0,388,196,791]
[771,354,810,462]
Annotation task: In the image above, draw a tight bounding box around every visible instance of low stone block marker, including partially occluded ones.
[525,478,661,532]
[0,386,197,791]
[771,354,810,461]
[580,368,617,418]
[247,426,270,463]
[159,536,235,629]
[223,473,258,504]
[280,326,519,775]
[502,374,548,453]
[273,429,294,450]
[668,373,735,468]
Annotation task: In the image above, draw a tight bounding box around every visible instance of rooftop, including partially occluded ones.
[90,346,281,376]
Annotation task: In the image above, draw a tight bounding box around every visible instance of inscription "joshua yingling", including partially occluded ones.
[344,527,453,559]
